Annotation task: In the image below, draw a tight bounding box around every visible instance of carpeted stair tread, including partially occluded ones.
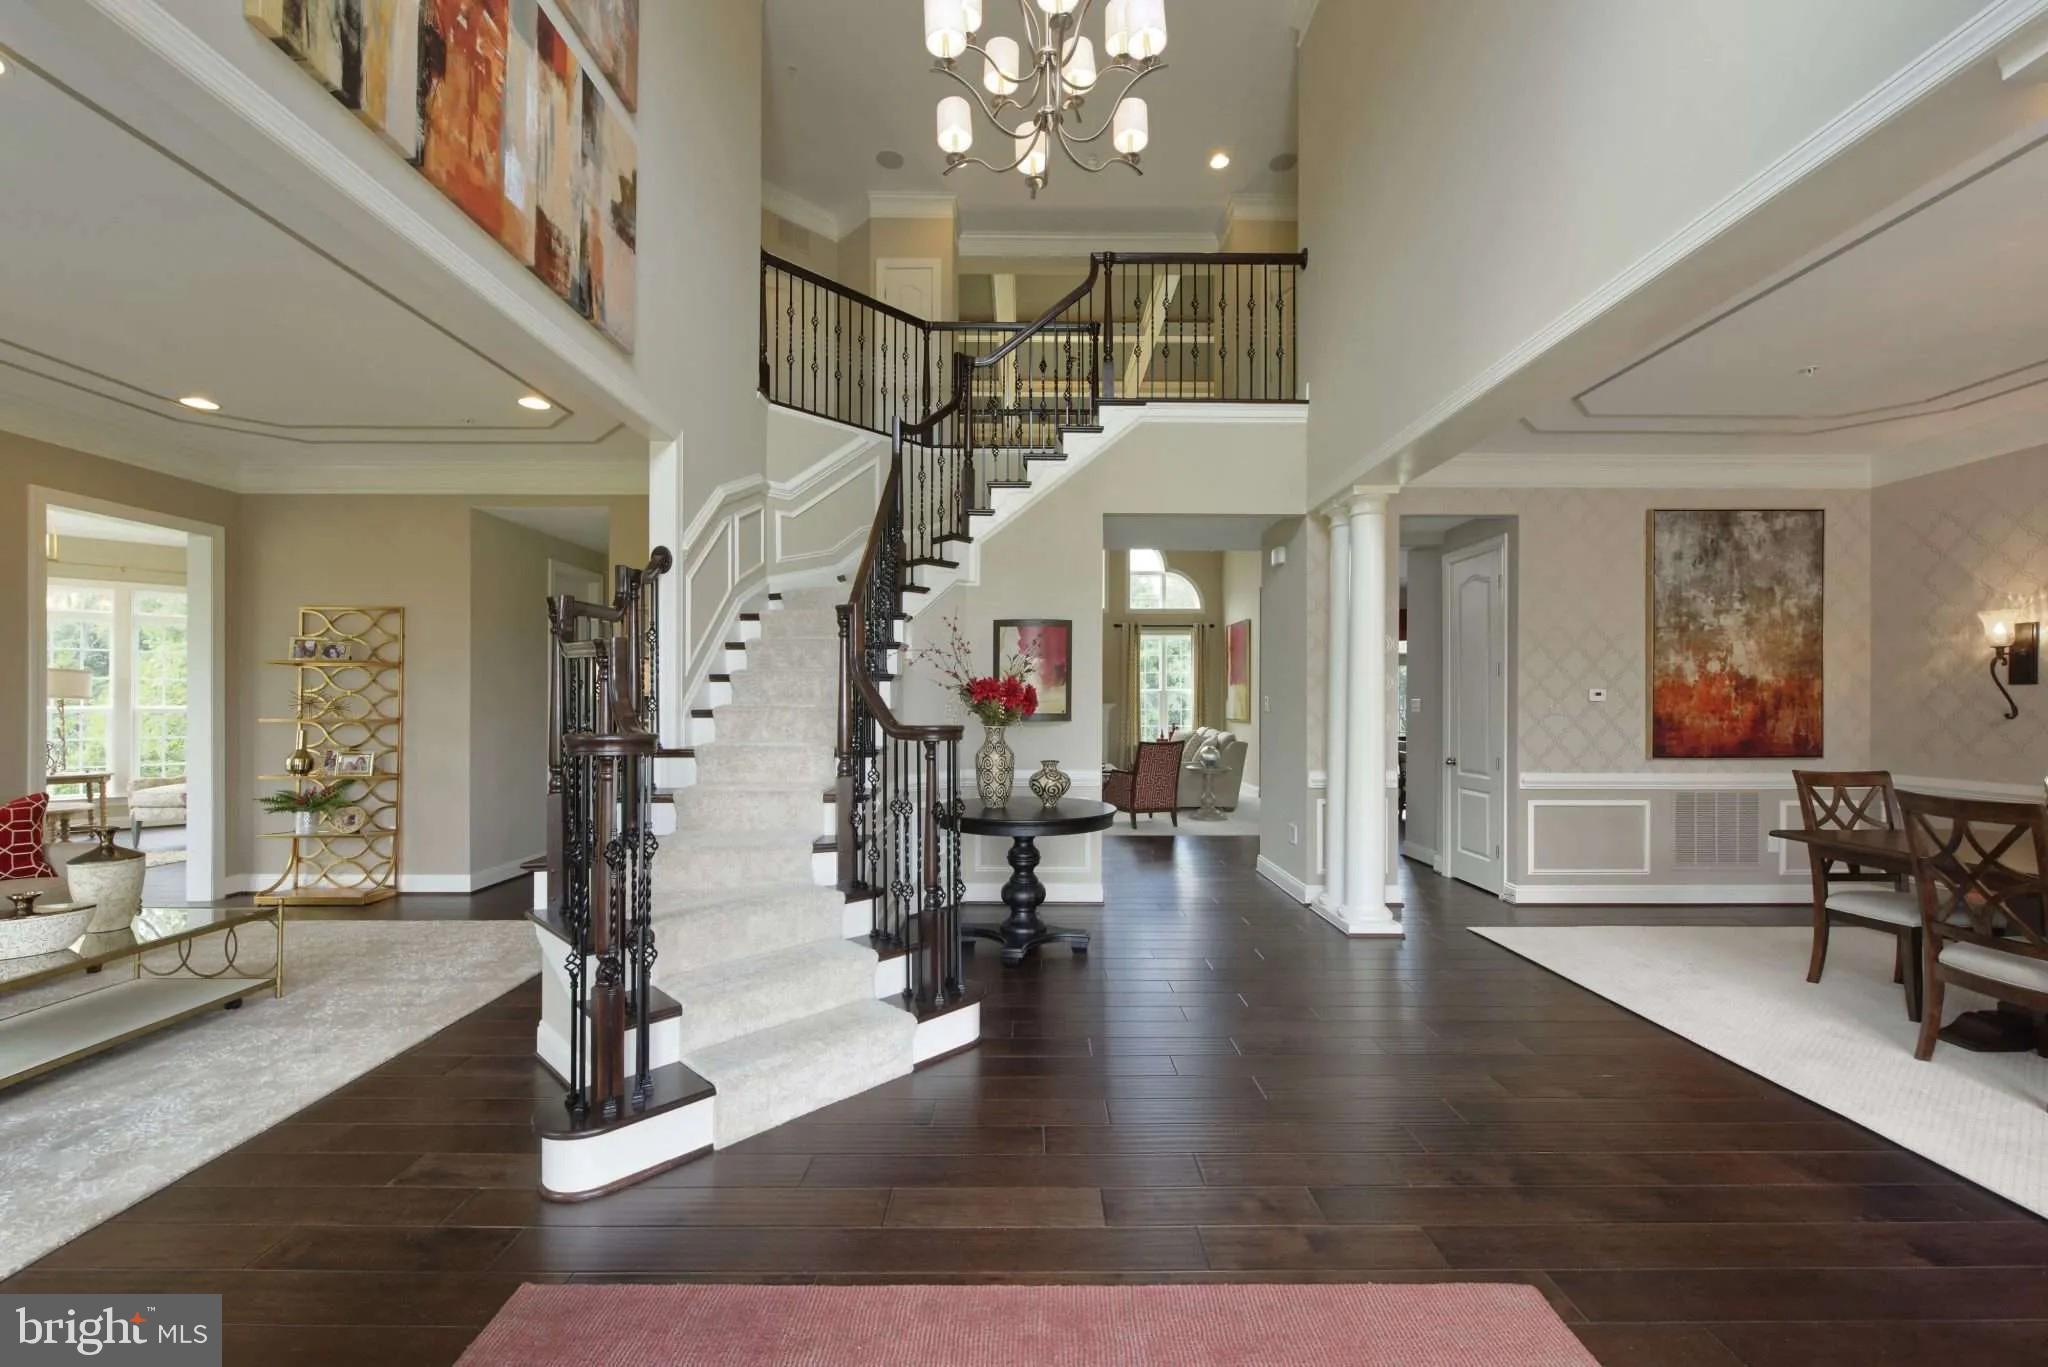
[686,997,916,1146]
[672,782,828,834]
[692,741,837,787]
[650,881,845,971]
[652,834,820,895]
[659,938,878,1054]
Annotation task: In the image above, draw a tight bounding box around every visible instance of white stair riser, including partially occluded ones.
[540,1096,713,1200]
[914,1002,979,1064]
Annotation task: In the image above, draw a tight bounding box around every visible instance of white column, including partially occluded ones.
[1317,513,1350,916]
[1340,490,1401,937]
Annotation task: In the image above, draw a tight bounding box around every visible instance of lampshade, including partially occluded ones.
[46,667,92,703]
[963,0,982,32]
[924,0,968,59]
[1035,0,1081,13]
[1104,0,1130,57]
[1015,126,1049,178]
[1112,97,1149,154]
[1062,35,1097,88]
[1980,607,2029,648]
[937,96,973,154]
[1126,0,1167,58]
[983,35,1020,94]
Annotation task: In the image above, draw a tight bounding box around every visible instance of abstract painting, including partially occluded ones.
[1648,510,1824,759]
[1226,619,1252,722]
[248,0,637,351]
[555,0,639,111]
[996,620,1072,723]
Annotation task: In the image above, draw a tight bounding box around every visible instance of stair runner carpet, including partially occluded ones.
[648,587,914,1147]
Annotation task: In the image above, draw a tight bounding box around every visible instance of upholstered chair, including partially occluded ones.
[1103,740,1182,828]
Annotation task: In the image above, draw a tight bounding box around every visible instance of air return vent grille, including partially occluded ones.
[1674,791,1760,867]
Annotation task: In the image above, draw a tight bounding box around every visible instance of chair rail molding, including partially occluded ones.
[1521,771,1802,791]
[1504,882,1810,906]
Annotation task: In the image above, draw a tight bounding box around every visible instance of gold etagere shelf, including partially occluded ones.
[256,606,403,907]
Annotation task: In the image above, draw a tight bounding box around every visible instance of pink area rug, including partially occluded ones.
[457,1282,1597,1366]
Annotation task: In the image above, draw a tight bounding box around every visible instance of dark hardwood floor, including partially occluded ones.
[13,838,2046,1366]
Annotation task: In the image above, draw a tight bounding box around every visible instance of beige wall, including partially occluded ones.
[468,512,607,879]
[1299,0,1985,500]
[762,208,845,282]
[1872,445,2048,787]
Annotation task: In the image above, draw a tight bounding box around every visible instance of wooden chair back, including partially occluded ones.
[1898,790,2048,960]
[1793,770,1903,888]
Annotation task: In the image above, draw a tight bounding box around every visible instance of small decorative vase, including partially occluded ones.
[1028,760,1071,808]
[294,810,317,836]
[66,827,145,933]
[975,725,1015,808]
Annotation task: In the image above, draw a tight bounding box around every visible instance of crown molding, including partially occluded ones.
[1316,0,2048,505]
[1415,451,1874,490]
[1224,193,1297,224]
[762,182,847,242]
[957,229,1220,258]
[867,191,957,222]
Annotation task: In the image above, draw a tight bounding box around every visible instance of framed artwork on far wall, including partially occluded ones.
[1647,509,1824,759]
[995,619,1072,723]
[1225,619,1252,722]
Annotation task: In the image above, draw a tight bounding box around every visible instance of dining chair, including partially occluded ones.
[1103,740,1181,829]
[1793,770,1924,1018]
[1899,791,2048,1063]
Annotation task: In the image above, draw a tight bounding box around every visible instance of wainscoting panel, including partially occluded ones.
[1525,799,1652,877]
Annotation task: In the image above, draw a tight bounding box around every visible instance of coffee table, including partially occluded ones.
[0,904,285,1090]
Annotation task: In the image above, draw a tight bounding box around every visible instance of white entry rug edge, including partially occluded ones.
[1470,924,2048,1219]
[0,921,537,1277]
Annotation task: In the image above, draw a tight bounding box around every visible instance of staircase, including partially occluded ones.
[531,245,1307,1199]
[649,588,914,1147]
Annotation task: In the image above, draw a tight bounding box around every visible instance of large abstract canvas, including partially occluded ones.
[1648,510,1824,759]
[248,0,636,351]
[1225,619,1251,722]
[555,0,639,111]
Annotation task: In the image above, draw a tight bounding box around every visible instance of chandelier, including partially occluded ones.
[923,0,1169,197]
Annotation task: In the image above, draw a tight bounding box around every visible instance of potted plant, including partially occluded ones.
[916,615,1037,807]
[258,780,356,835]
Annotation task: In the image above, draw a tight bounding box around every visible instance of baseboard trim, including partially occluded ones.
[1239,782,1260,800]
[1400,840,1439,866]
[1505,881,1808,906]
[1311,894,1405,938]
[1255,855,1316,905]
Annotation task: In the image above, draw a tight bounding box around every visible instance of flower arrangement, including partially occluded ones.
[916,614,1038,726]
[256,779,356,816]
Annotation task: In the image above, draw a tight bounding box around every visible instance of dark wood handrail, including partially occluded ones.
[1105,250,1309,266]
[761,250,929,329]
[969,256,1105,371]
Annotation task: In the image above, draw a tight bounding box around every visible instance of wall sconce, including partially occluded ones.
[1979,607,2039,719]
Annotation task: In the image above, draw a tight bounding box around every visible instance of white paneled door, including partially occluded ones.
[1441,537,1507,896]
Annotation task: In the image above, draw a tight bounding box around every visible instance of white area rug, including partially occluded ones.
[0,921,534,1276]
[1473,924,2048,1218]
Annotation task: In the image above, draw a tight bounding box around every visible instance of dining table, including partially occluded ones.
[1772,824,2043,1052]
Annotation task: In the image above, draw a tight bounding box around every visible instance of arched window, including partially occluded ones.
[1128,549,1202,610]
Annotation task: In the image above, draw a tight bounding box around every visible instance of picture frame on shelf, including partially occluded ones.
[318,640,353,661]
[289,636,322,660]
[322,749,377,779]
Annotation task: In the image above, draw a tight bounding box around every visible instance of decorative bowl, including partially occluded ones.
[0,905,92,961]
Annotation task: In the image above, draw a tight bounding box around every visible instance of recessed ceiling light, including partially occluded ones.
[177,395,220,412]
[1208,150,1232,171]
[517,394,553,411]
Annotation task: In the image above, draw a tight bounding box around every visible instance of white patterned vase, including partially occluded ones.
[976,725,1014,808]
[66,828,145,934]
[1028,760,1071,808]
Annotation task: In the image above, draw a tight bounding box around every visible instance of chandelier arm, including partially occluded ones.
[1059,53,1147,100]
[944,145,1040,176]
[936,60,1025,127]
[1052,129,1141,176]
[1058,63,1165,143]
[1056,0,1101,64]
[1013,0,1041,52]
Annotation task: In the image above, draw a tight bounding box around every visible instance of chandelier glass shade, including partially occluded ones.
[925,0,1168,196]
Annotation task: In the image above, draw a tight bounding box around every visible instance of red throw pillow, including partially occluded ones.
[0,793,56,880]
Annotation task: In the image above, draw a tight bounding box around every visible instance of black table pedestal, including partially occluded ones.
[963,834,1090,966]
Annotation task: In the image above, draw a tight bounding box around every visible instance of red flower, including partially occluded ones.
[1020,684,1038,718]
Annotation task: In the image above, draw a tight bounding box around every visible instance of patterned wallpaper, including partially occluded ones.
[1872,447,2048,786]
[1394,486,1874,775]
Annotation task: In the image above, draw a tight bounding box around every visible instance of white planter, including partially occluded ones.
[294,811,317,836]
[65,857,145,933]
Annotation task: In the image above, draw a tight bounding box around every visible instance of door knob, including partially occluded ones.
[1445,757,1457,766]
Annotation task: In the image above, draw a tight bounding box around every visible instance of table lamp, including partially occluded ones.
[46,668,92,773]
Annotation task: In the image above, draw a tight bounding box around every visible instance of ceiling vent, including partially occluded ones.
[1674,791,1760,867]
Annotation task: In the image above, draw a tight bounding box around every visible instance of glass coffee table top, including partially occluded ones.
[0,906,279,992]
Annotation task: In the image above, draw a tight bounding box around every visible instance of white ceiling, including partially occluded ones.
[47,506,188,546]
[479,505,613,554]
[0,42,641,493]
[1478,129,2048,480]
[765,0,1301,239]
